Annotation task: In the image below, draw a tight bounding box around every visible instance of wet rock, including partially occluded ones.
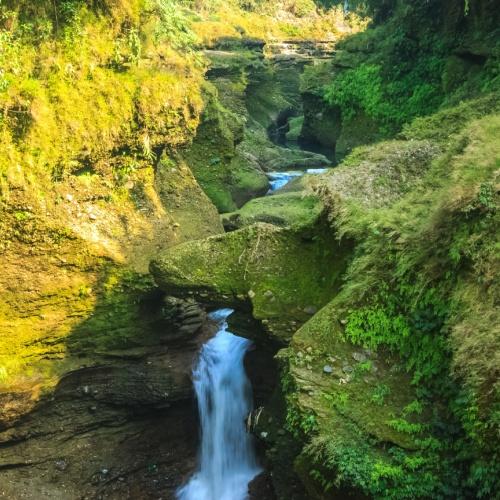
[352,352,367,363]
[323,365,333,374]
[159,296,206,342]
[54,459,68,471]
[248,471,276,500]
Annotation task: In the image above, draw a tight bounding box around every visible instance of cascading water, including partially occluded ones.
[177,309,260,500]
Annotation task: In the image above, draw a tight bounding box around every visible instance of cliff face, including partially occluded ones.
[300,0,500,160]
[0,3,224,497]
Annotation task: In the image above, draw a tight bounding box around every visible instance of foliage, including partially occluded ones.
[320,0,499,140]
[344,286,450,385]
[324,46,445,135]
[326,110,500,497]
[151,0,198,51]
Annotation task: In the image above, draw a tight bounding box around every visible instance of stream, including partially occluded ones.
[177,309,261,500]
[267,168,329,192]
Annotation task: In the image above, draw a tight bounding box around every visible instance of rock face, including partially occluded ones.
[222,175,324,231]
[0,311,219,499]
[160,296,206,342]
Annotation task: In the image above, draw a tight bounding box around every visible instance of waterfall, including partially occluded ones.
[177,309,260,500]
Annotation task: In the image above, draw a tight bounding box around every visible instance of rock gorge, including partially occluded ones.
[0,1,499,499]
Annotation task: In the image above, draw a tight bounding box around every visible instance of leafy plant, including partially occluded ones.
[371,384,390,405]
[152,0,198,51]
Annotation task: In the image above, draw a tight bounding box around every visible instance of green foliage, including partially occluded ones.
[286,402,319,438]
[387,418,423,435]
[307,436,447,499]
[324,44,446,135]
[371,383,390,405]
[324,63,384,121]
[152,0,198,50]
[112,27,142,68]
[327,112,500,497]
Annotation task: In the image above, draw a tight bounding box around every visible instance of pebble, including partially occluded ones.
[352,352,367,363]
[260,432,268,439]
[54,460,67,471]
[248,290,256,299]
[323,364,333,374]
[342,365,353,374]
[263,290,274,298]
[304,306,317,315]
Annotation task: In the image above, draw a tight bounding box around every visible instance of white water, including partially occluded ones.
[267,168,329,193]
[177,309,260,500]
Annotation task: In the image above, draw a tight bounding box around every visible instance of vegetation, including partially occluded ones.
[317,0,500,153]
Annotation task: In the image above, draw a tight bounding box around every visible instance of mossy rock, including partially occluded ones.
[150,222,350,340]
[222,191,323,231]
[286,116,305,142]
[278,298,431,498]
[229,151,270,207]
[182,83,272,212]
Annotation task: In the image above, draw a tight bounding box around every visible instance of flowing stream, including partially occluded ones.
[177,309,260,500]
[267,168,329,193]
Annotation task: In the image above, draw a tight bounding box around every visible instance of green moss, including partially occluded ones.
[151,222,349,330]
[222,190,323,230]
[286,115,304,142]
[277,296,438,498]
[284,109,500,497]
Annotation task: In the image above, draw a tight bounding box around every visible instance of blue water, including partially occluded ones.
[177,309,260,500]
[267,168,329,193]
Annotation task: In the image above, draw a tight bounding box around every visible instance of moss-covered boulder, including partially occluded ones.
[223,191,322,231]
[222,174,325,231]
[151,223,350,341]
[181,83,270,212]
